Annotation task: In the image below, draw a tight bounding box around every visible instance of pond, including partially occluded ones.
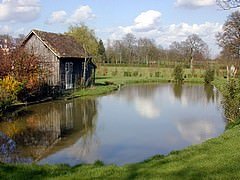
[0,83,226,166]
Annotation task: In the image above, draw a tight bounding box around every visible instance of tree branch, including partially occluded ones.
[216,0,240,10]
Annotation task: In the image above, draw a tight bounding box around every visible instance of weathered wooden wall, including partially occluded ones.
[24,34,60,86]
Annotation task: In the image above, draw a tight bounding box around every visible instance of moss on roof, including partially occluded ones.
[28,29,87,58]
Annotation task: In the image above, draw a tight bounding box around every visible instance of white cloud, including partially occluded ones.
[176,119,216,143]
[47,5,95,25]
[134,97,160,119]
[109,10,222,57]
[47,11,67,24]
[0,0,41,22]
[67,5,95,24]
[156,22,222,51]
[133,10,161,32]
[175,0,215,8]
[175,0,216,8]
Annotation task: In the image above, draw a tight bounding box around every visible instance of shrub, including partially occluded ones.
[173,65,184,83]
[0,76,22,113]
[204,68,215,84]
[123,72,131,77]
[133,71,139,77]
[155,72,160,77]
[222,79,240,123]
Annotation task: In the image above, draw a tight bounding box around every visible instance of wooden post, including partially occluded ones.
[93,67,96,85]
[83,45,87,86]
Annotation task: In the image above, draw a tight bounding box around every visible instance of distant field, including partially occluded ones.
[95,66,227,85]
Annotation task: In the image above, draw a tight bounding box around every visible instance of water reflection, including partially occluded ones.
[0,98,98,164]
[173,83,183,100]
[0,83,226,166]
[101,83,225,165]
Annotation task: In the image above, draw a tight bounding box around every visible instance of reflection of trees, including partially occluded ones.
[204,84,215,103]
[0,98,98,163]
[173,83,183,100]
[179,85,220,105]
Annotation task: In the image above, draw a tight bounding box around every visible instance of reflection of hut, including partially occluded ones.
[0,98,98,163]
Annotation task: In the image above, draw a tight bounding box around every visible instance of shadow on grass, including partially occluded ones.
[95,76,111,80]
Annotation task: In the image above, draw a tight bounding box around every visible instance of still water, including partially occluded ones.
[0,83,226,166]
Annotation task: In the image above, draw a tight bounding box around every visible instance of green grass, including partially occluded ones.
[1,124,240,179]
[71,84,118,98]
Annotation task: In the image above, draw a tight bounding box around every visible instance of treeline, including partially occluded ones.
[67,24,210,68]
[106,33,211,69]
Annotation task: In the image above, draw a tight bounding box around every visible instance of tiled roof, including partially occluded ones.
[24,29,88,58]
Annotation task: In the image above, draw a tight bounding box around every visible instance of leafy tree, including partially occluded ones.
[204,68,215,84]
[98,39,107,63]
[217,11,240,60]
[216,0,240,10]
[67,24,99,58]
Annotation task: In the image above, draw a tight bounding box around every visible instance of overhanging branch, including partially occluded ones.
[216,0,240,10]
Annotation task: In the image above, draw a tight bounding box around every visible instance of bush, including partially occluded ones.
[204,68,215,84]
[123,72,131,77]
[222,79,240,123]
[0,76,22,113]
[133,71,139,77]
[173,65,184,83]
[155,72,160,77]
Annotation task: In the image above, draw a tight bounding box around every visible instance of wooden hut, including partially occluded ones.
[22,29,96,90]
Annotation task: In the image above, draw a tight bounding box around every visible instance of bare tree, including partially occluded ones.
[137,38,158,65]
[169,35,209,68]
[217,11,240,60]
[216,0,240,10]
[185,34,209,69]
[123,33,137,64]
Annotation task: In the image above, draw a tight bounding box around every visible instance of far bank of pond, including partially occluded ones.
[0,83,226,166]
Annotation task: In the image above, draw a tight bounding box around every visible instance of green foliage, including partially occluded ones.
[204,68,215,84]
[67,24,99,57]
[0,76,22,113]
[98,39,107,63]
[173,65,184,82]
[155,72,160,77]
[133,71,139,77]
[94,160,104,166]
[222,79,240,123]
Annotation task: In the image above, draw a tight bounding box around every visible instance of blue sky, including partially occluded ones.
[0,0,235,56]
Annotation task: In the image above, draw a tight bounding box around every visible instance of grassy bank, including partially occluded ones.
[70,84,118,99]
[1,124,240,179]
